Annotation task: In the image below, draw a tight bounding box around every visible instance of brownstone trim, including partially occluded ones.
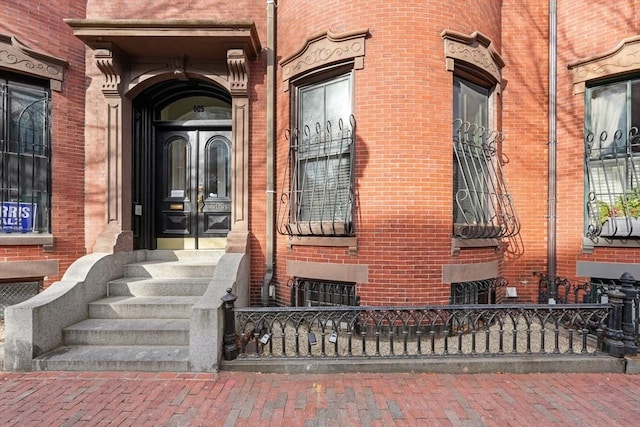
[568,35,640,94]
[280,28,369,89]
[441,30,504,92]
[0,33,67,91]
[441,260,499,283]
[286,260,368,283]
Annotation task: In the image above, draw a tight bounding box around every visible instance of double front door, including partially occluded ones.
[156,128,231,249]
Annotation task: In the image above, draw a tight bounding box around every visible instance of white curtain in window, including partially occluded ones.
[590,84,626,157]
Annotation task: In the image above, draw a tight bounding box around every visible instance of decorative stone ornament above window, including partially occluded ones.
[280,28,369,89]
[568,35,640,94]
[0,34,67,91]
[441,30,504,93]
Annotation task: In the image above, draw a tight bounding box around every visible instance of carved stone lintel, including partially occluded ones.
[227,49,248,96]
[0,33,67,91]
[95,46,123,98]
[441,30,504,86]
[568,35,640,94]
[281,28,369,88]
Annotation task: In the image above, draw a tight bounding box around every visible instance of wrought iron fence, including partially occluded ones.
[231,304,609,360]
[535,272,640,346]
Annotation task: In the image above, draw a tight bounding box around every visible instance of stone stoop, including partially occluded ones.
[32,250,222,372]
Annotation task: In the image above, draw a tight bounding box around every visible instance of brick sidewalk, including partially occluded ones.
[1,371,639,426]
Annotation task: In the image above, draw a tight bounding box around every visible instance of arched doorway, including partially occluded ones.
[132,80,232,250]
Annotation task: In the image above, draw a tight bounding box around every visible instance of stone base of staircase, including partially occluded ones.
[32,250,222,372]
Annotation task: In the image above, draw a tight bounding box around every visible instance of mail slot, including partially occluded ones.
[170,203,184,210]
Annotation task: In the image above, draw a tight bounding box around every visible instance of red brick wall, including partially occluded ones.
[500,1,550,301]
[0,1,87,284]
[273,0,506,306]
[557,1,640,283]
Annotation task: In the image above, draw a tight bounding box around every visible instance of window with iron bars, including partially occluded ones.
[453,77,520,239]
[0,76,51,234]
[278,71,355,237]
[450,277,507,305]
[585,77,640,239]
[290,278,359,307]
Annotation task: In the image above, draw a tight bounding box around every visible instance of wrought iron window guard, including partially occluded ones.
[586,127,640,239]
[453,119,520,239]
[451,277,507,304]
[290,277,359,307]
[277,116,356,237]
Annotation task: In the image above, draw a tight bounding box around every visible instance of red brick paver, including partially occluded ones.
[1,371,639,426]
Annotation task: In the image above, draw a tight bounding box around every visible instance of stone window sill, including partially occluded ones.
[0,233,54,248]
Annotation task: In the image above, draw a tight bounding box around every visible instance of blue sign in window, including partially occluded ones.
[1,202,36,233]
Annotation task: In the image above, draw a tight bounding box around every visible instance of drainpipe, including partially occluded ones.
[548,0,558,282]
[262,0,276,306]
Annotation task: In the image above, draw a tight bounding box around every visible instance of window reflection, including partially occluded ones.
[205,137,230,198]
[167,138,188,199]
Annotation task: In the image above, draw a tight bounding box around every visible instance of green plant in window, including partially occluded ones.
[615,188,640,217]
[600,188,640,223]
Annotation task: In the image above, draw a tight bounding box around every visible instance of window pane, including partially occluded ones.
[167,139,188,198]
[588,82,626,157]
[8,84,47,154]
[288,72,355,236]
[205,138,230,198]
[1,80,50,233]
[455,79,488,125]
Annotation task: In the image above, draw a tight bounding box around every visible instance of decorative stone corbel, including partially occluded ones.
[227,49,248,96]
[94,45,124,98]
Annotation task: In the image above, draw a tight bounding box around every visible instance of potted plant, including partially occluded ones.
[599,189,640,237]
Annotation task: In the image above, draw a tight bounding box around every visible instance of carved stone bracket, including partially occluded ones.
[227,49,248,96]
[280,28,369,89]
[95,45,124,98]
[441,30,504,90]
[569,35,640,94]
[0,33,67,91]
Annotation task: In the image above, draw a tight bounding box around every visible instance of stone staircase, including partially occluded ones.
[33,250,223,372]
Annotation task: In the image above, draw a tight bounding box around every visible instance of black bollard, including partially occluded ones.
[222,288,239,361]
[618,273,638,357]
[605,285,625,357]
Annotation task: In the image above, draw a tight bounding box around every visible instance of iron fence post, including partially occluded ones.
[222,288,238,361]
[619,273,638,357]
[605,285,625,357]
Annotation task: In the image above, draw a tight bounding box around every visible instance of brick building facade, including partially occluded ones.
[2,0,639,308]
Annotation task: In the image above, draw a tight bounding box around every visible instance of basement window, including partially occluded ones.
[450,277,507,305]
[290,278,359,307]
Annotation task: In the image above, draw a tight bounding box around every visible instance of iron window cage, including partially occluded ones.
[585,127,640,239]
[290,277,359,307]
[453,119,520,239]
[450,277,507,305]
[278,115,356,237]
[0,79,51,234]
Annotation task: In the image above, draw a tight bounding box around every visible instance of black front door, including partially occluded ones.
[156,127,232,249]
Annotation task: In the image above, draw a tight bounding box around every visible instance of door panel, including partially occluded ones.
[156,128,231,249]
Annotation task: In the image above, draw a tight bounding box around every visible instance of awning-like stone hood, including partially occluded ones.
[64,19,262,60]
